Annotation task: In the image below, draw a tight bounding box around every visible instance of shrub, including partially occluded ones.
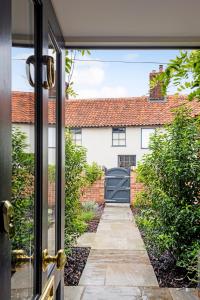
[79,211,95,223]
[85,162,103,185]
[48,164,55,183]
[64,130,87,252]
[81,201,98,213]
[12,128,34,253]
[134,191,151,209]
[136,107,200,282]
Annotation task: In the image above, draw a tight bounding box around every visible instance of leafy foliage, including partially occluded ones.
[65,49,90,97]
[151,50,200,100]
[11,127,101,256]
[64,130,102,253]
[81,201,98,213]
[135,108,200,282]
[12,128,34,252]
[64,130,87,251]
[85,162,103,185]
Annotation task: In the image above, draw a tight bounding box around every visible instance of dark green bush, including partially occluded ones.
[12,128,34,253]
[64,130,88,252]
[136,107,200,282]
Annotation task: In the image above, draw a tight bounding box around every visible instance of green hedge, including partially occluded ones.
[135,107,200,283]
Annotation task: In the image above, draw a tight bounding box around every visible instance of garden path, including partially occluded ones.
[65,204,198,300]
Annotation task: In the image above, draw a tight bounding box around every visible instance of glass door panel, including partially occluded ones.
[48,35,57,272]
[11,1,35,299]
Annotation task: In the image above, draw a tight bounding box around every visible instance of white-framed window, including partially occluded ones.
[112,127,126,146]
[118,155,136,168]
[141,128,155,149]
[71,128,82,145]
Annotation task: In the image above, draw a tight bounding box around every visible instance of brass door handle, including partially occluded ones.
[26,55,35,87]
[12,249,33,271]
[26,55,55,89]
[1,200,14,237]
[42,249,66,271]
[42,55,55,90]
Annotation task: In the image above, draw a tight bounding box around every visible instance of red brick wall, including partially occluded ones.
[80,170,143,205]
[80,176,105,204]
[48,171,143,205]
[48,182,55,207]
[130,169,144,204]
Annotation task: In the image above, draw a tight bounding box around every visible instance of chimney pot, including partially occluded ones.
[149,65,165,101]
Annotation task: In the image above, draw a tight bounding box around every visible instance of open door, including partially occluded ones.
[0,1,65,299]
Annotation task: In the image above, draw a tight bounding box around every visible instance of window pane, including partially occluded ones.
[118,133,125,140]
[113,133,119,140]
[11,1,34,298]
[71,128,81,134]
[118,140,125,146]
[141,128,155,148]
[76,134,82,141]
[47,35,57,273]
[113,127,125,133]
[113,128,126,146]
[113,140,119,146]
[118,155,136,168]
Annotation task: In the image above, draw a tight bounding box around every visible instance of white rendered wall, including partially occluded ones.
[82,126,156,168]
[13,124,157,168]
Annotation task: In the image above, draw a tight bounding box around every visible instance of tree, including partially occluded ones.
[152,50,200,101]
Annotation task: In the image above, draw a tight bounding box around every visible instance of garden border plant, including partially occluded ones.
[135,107,200,286]
[64,129,103,254]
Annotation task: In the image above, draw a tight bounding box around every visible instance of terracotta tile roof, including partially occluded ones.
[12,91,35,124]
[65,96,200,127]
[12,91,200,127]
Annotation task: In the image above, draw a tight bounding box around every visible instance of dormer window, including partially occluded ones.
[112,127,126,146]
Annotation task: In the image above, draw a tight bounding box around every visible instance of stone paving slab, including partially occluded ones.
[87,249,151,265]
[92,235,145,250]
[76,233,96,248]
[169,288,199,300]
[106,263,158,287]
[64,286,199,300]
[64,286,84,300]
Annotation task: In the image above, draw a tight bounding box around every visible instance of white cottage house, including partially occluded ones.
[12,68,200,168]
[12,92,200,168]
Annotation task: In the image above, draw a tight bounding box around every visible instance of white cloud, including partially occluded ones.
[70,61,105,86]
[74,85,128,99]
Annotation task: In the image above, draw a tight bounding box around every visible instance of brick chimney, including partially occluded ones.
[149,65,165,101]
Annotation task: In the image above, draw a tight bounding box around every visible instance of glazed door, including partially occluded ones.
[0,1,65,299]
[0,1,12,299]
[40,1,66,298]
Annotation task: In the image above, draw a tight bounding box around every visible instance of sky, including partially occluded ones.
[70,50,181,99]
[12,48,185,98]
